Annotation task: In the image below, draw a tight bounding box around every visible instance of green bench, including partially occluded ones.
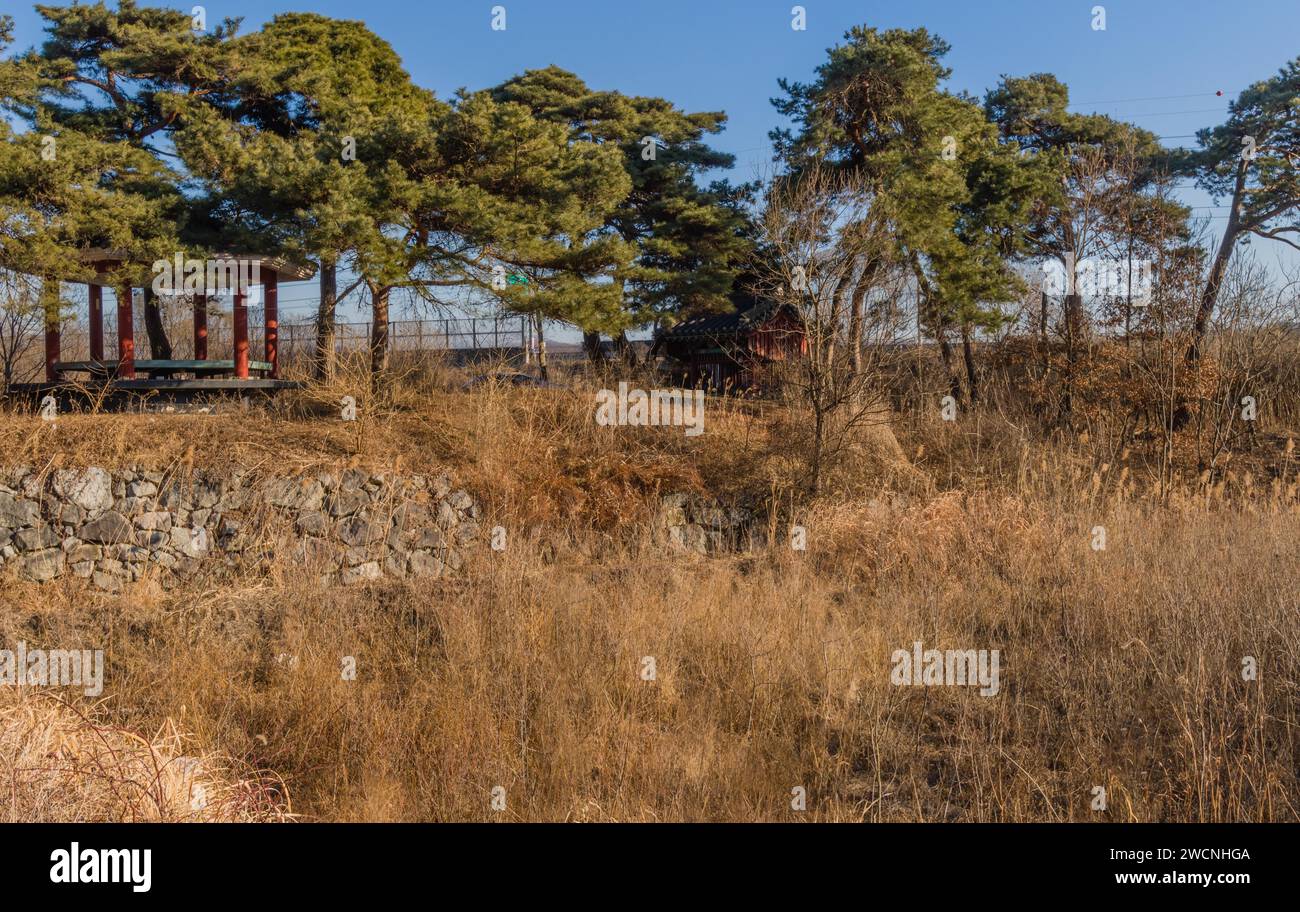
[55,359,274,377]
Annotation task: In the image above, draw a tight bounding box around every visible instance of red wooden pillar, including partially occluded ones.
[194,292,208,360]
[43,279,60,382]
[116,285,135,379]
[88,282,104,362]
[233,288,249,379]
[263,271,278,378]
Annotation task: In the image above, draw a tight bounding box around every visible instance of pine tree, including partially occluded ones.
[1,13,181,352]
[492,66,754,361]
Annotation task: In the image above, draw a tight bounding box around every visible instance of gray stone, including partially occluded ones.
[112,545,149,564]
[218,487,251,511]
[299,482,325,512]
[189,508,211,529]
[391,502,432,530]
[293,537,337,566]
[435,501,458,530]
[661,504,688,527]
[343,546,371,567]
[429,473,452,498]
[53,467,114,513]
[341,468,370,491]
[327,488,368,517]
[97,558,127,576]
[156,484,183,511]
[140,531,169,550]
[448,490,473,512]
[151,550,179,569]
[116,497,149,516]
[409,527,446,551]
[265,478,298,508]
[190,480,223,509]
[92,571,122,592]
[337,516,381,547]
[66,543,102,564]
[296,510,330,536]
[19,548,64,582]
[408,550,444,578]
[341,561,382,584]
[70,560,95,578]
[15,525,59,551]
[78,511,135,545]
[384,553,409,578]
[170,526,209,559]
[127,479,158,498]
[59,502,86,527]
[135,511,173,531]
[0,492,39,528]
[455,521,480,546]
[681,525,708,554]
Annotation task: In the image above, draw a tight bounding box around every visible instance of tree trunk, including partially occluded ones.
[1187,160,1247,364]
[142,287,172,360]
[369,283,390,384]
[614,330,637,367]
[960,317,979,405]
[315,260,338,381]
[533,314,548,381]
[1063,293,1085,363]
[848,280,868,377]
[1190,156,1248,363]
[1038,290,1051,375]
[582,331,604,364]
[935,317,963,403]
[810,406,824,496]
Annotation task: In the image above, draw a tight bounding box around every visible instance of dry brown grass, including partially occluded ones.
[0,372,1296,822]
[0,686,292,822]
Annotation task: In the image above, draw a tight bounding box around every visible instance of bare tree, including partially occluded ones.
[0,269,42,391]
[752,163,910,494]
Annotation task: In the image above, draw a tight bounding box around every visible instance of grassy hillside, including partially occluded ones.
[1,364,1297,821]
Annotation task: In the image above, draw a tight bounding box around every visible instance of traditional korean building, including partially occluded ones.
[652,294,807,391]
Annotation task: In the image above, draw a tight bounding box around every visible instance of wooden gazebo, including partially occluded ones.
[37,249,314,393]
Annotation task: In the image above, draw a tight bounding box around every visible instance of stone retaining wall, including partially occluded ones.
[655,493,762,553]
[0,466,480,590]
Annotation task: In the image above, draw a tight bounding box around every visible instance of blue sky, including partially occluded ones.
[6,0,1299,324]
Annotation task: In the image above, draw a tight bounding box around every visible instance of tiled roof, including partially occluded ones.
[659,299,788,339]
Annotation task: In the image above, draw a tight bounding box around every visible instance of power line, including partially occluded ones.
[1069,91,1225,107]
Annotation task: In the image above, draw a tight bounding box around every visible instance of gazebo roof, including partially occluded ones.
[75,248,316,285]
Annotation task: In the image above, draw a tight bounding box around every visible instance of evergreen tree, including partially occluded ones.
[493,66,754,361]
[1,13,181,353]
[1181,58,1300,362]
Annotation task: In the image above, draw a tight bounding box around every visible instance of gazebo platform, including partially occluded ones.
[9,376,300,410]
[36,249,314,392]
